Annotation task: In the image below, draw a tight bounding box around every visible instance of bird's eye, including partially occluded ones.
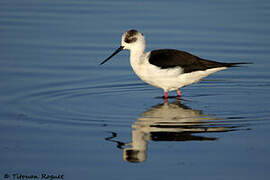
[141,33,144,36]
[124,37,137,43]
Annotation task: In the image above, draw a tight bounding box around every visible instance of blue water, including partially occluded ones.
[1,0,270,179]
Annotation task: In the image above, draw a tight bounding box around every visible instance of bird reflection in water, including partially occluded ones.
[105,101,240,163]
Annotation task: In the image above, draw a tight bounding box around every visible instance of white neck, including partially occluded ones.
[129,43,146,65]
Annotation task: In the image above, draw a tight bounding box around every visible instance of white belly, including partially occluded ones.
[132,62,227,92]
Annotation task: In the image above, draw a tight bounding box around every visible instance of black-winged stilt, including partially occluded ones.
[100,29,249,99]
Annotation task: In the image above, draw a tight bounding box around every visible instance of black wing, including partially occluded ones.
[149,49,239,73]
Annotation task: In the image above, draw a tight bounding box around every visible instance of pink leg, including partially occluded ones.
[164,91,168,99]
[177,89,182,97]
[164,91,168,103]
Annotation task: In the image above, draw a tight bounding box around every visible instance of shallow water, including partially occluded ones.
[1,0,270,179]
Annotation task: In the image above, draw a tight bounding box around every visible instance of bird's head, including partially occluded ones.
[100,29,145,65]
[121,29,145,51]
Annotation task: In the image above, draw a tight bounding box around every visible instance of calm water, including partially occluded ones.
[1,0,270,179]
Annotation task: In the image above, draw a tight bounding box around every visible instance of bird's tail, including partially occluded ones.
[225,62,253,67]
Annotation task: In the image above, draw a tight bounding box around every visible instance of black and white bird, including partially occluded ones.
[100,29,248,99]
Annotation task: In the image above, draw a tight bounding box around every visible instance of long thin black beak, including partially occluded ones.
[100,46,124,65]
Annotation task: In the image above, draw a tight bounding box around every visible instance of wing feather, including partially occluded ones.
[149,49,231,73]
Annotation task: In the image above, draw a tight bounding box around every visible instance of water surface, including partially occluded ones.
[1,0,270,179]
